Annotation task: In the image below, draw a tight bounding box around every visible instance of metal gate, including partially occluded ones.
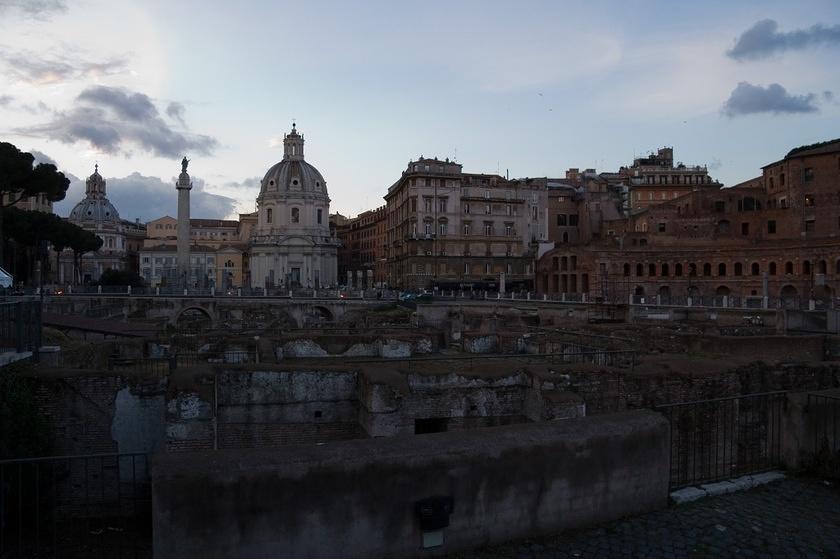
[0,453,151,558]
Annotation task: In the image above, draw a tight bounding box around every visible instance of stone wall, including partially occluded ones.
[152,410,670,559]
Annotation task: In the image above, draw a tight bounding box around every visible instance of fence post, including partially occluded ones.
[127,285,132,296]
[98,285,102,294]
[237,287,242,297]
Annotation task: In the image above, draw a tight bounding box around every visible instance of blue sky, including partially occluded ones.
[1,0,839,221]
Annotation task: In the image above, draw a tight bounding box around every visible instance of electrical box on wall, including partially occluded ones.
[415,495,454,548]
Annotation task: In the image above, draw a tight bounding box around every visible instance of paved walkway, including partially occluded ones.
[455,478,840,558]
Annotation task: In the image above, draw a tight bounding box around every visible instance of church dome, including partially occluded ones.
[68,165,121,225]
[258,124,328,197]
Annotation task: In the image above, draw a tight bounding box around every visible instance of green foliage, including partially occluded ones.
[0,142,69,207]
[0,362,50,459]
[96,268,145,287]
[786,138,840,158]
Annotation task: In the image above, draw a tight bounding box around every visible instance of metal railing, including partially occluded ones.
[0,298,41,356]
[657,391,786,490]
[343,350,636,372]
[0,452,151,558]
[807,393,840,469]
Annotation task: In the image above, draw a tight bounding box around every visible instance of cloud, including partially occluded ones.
[722,82,820,117]
[15,85,218,158]
[0,46,128,85]
[0,0,66,19]
[223,177,261,189]
[53,171,238,222]
[727,19,840,61]
[28,149,57,166]
[166,102,186,126]
[0,94,12,106]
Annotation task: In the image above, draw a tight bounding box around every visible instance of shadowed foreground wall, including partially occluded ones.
[152,410,669,559]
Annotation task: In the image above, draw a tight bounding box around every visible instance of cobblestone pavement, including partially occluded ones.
[454,478,840,558]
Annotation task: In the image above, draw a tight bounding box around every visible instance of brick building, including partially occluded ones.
[384,157,547,290]
[334,206,387,288]
[621,147,720,211]
[536,139,840,307]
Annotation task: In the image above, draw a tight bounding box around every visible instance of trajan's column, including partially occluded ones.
[176,156,192,287]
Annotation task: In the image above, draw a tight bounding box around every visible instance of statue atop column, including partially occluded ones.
[181,156,190,174]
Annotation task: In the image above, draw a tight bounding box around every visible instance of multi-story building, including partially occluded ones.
[384,157,547,290]
[536,139,840,307]
[335,206,387,288]
[621,147,720,211]
[140,216,246,288]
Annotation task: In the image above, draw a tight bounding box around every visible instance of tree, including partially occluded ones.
[0,142,70,268]
[66,225,103,284]
[96,268,145,288]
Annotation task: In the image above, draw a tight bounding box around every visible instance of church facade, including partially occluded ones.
[248,125,339,288]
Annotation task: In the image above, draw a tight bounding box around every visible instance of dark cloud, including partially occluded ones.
[53,171,238,222]
[0,46,128,85]
[15,86,218,158]
[0,94,12,106]
[0,0,66,19]
[165,102,187,127]
[223,177,261,189]
[727,19,840,61]
[722,82,820,117]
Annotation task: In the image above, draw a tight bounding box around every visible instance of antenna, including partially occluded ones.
[454,147,457,162]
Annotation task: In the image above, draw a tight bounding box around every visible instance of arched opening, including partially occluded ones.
[675,263,683,277]
[751,262,760,276]
[687,286,701,298]
[176,307,213,331]
[703,263,711,276]
[648,263,656,276]
[634,285,645,296]
[304,305,335,327]
[803,260,811,275]
[623,263,630,277]
[657,285,671,303]
[718,263,726,276]
[769,262,777,275]
[780,285,798,308]
[785,261,794,275]
[734,262,743,276]
[661,263,669,277]
[689,263,697,277]
[715,285,731,296]
[818,260,827,274]
[636,263,643,276]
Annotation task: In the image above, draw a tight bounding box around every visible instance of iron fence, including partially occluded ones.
[0,453,151,558]
[0,298,41,356]
[807,393,840,467]
[657,391,786,490]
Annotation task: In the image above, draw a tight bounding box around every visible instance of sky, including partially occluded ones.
[1,0,839,222]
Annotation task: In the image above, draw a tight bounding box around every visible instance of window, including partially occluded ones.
[734,262,743,276]
[675,263,683,277]
[424,198,433,212]
[636,263,643,276]
[438,222,447,236]
[484,223,492,236]
[463,223,471,235]
[291,207,299,223]
[803,260,812,275]
[484,190,490,199]
[568,215,579,226]
[662,263,669,277]
[142,257,149,264]
[267,208,273,223]
[317,209,323,224]
[714,201,725,212]
[464,262,470,274]
[623,263,630,277]
[464,203,470,214]
[785,261,793,274]
[424,222,432,236]
[485,204,491,214]
[648,263,656,276]
[805,219,815,233]
[741,222,749,235]
[769,262,777,275]
[485,263,491,274]
[557,214,567,226]
[751,262,760,276]
[767,220,776,234]
[439,198,448,212]
[410,198,417,212]
[506,204,512,216]
[780,173,785,186]
[658,222,666,233]
[505,224,512,237]
[703,263,712,276]
[804,167,814,181]
[718,263,727,276]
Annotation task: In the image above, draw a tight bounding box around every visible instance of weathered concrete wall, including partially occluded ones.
[152,410,670,559]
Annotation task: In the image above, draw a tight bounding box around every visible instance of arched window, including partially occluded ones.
[291,207,300,223]
[636,263,643,276]
[689,263,698,277]
[785,261,793,274]
[818,260,827,274]
[734,262,743,276]
[769,262,777,275]
[225,260,234,268]
[648,263,656,276]
[751,262,760,276]
[675,263,683,277]
[703,263,711,276]
[662,263,669,277]
[623,263,630,277]
[803,260,811,275]
[266,208,273,223]
[718,263,727,276]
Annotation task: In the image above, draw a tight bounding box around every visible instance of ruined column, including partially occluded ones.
[176,158,192,288]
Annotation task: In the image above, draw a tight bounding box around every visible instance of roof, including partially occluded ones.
[763,138,840,168]
[190,219,239,228]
